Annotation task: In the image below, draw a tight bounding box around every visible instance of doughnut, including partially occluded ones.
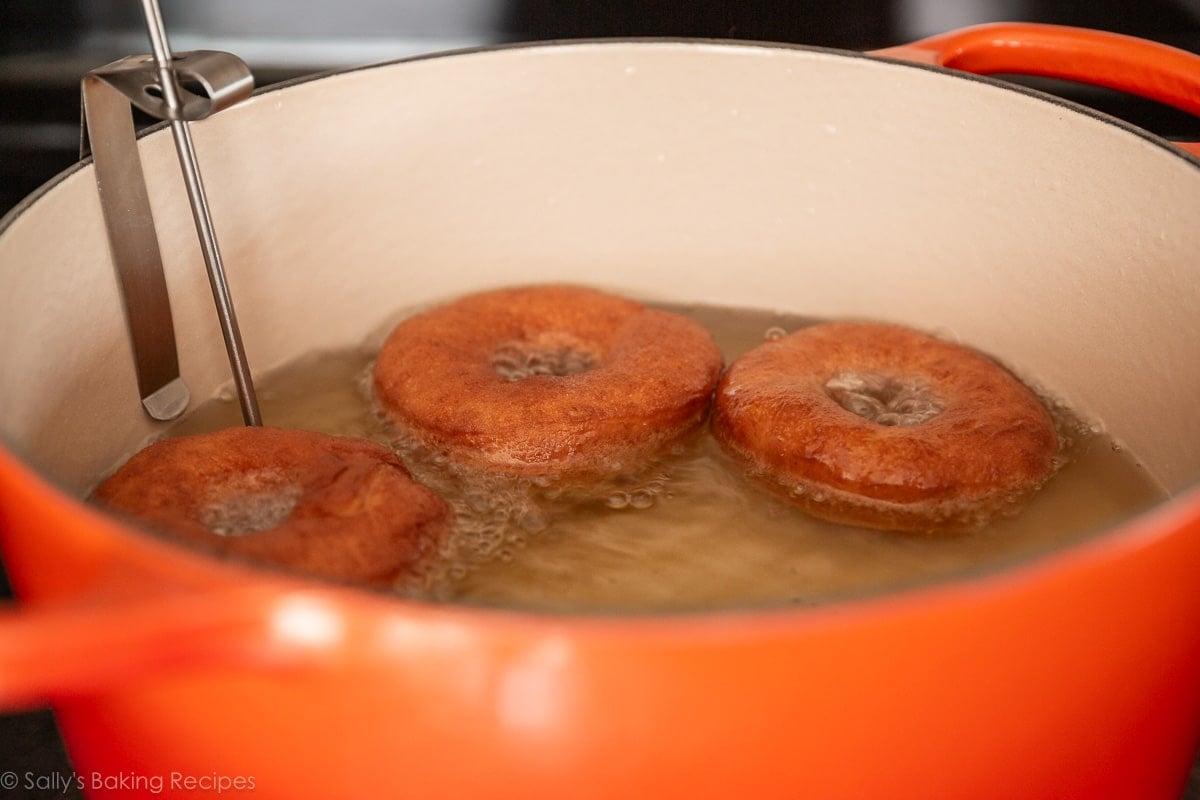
[372,285,724,481]
[711,322,1060,533]
[92,426,453,585]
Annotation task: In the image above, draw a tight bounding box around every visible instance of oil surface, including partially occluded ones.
[171,305,1166,613]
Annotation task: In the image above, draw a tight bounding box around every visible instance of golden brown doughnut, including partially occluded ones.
[711,322,1060,532]
[372,285,724,481]
[92,426,453,585]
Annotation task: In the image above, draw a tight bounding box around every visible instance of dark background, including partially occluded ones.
[2,1,1200,797]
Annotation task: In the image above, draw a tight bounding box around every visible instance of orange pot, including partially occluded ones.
[2,24,1200,799]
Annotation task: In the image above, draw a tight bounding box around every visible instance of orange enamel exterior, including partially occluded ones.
[873,22,1200,157]
[6,416,1200,799]
[2,23,1200,800]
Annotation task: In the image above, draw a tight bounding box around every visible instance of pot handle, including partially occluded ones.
[872,22,1200,158]
[0,584,341,711]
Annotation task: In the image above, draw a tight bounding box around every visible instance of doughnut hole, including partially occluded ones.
[197,469,302,536]
[824,371,944,427]
[491,332,601,381]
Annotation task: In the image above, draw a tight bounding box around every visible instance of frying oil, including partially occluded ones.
[171,305,1165,613]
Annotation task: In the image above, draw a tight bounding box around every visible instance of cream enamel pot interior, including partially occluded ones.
[2,23,1200,800]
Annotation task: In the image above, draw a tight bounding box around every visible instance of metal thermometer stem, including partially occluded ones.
[139,0,262,426]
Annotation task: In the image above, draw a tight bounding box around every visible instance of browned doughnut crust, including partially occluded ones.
[92,427,453,585]
[372,285,724,480]
[711,322,1060,533]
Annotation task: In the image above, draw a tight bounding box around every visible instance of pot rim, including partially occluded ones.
[2,35,1199,624]
[261,34,1200,166]
[5,33,1199,234]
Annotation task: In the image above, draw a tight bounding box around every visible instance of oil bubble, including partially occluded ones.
[606,492,630,509]
[764,326,787,341]
[630,491,655,510]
